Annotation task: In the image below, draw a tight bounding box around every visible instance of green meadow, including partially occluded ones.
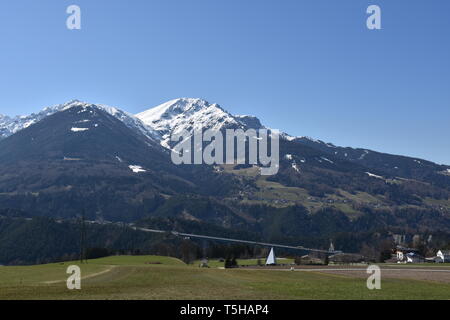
[0,255,449,300]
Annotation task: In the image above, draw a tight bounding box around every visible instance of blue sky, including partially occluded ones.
[0,0,449,164]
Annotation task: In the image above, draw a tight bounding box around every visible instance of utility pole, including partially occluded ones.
[202,239,208,260]
[79,210,87,264]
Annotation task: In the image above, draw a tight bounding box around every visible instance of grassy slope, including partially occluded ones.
[1,255,450,300]
[224,165,450,217]
[224,166,390,215]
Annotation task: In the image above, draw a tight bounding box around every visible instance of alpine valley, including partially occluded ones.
[1,98,450,265]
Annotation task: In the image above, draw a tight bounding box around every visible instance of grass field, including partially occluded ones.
[1,255,449,300]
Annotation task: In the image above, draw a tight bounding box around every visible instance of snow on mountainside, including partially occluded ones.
[0,109,55,139]
[0,100,160,142]
[136,98,262,148]
[2,98,271,148]
[2,98,448,175]
[0,114,13,138]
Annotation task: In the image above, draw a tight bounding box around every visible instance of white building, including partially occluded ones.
[436,250,450,263]
[396,246,422,263]
[396,251,405,262]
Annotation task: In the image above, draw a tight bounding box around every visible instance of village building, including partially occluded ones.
[436,250,450,263]
[395,246,417,263]
[395,246,427,263]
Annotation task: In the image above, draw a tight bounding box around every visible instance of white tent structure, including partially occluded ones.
[265,247,277,265]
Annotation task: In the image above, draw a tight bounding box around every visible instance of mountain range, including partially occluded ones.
[0,98,450,260]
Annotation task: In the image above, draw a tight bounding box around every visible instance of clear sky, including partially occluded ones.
[0,0,449,164]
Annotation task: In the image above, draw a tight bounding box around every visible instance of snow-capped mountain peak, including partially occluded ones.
[140,98,222,120]
[0,100,160,142]
[1,98,271,150]
[136,98,247,147]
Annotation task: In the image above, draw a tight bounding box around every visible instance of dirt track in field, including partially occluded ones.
[42,266,116,284]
